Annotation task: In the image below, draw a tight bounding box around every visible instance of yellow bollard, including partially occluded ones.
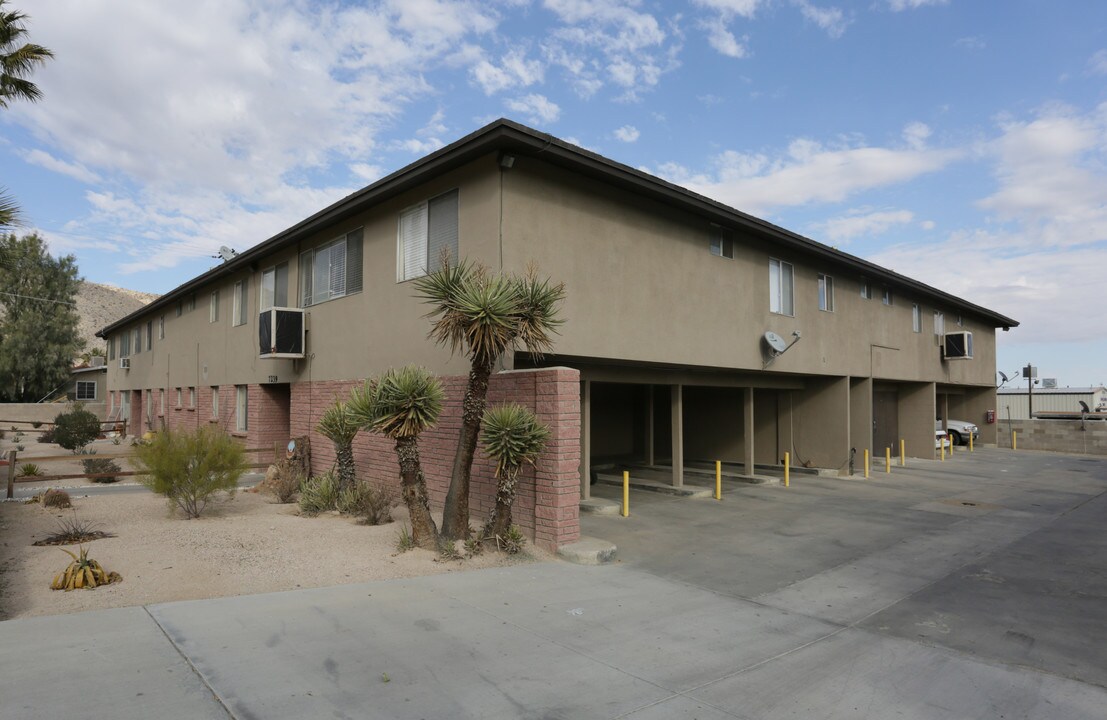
[864,448,870,478]
[969,433,974,452]
[1012,431,1017,451]
[715,460,722,500]
[624,467,633,513]
[886,447,891,474]
[941,440,945,461]
[900,438,906,467]
[622,470,630,517]
[784,452,790,487]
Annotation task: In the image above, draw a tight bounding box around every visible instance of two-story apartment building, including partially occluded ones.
[98,119,1016,549]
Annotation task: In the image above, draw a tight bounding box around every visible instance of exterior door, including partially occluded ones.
[873,391,898,453]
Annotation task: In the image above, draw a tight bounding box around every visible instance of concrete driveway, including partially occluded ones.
[2,448,1105,719]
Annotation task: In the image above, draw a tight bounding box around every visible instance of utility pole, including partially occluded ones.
[1024,363,1036,418]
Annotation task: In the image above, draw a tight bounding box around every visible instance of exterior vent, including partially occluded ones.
[943,331,973,360]
[120,357,131,370]
[259,307,305,359]
[90,355,106,367]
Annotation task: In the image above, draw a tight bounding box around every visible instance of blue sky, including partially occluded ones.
[3,0,1106,386]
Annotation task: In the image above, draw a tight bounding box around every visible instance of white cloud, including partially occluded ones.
[794,1,850,39]
[471,48,545,94]
[902,121,932,150]
[9,0,500,272]
[920,220,936,230]
[701,18,749,58]
[691,0,764,19]
[814,208,915,242]
[505,93,561,124]
[19,149,101,184]
[886,0,948,10]
[1088,49,1107,76]
[614,125,640,142]
[349,163,384,183]
[955,36,986,50]
[657,135,960,215]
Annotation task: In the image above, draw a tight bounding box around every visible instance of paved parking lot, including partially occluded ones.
[2,447,1105,719]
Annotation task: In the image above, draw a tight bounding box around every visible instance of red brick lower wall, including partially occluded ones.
[290,367,581,550]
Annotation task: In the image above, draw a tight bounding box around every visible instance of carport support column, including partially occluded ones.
[646,384,655,466]
[743,387,755,477]
[580,380,591,500]
[671,384,683,488]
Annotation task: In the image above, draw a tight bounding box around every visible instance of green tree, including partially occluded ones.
[415,260,564,540]
[0,233,82,402]
[480,403,550,539]
[347,366,443,550]
[0,0,53,107]
[316,398,359,491]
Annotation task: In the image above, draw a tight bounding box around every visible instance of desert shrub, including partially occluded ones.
[17,463,43,477]
[299,471,339,515]
[31,421,42,429]
[133,426,247,519]
[16,444,25,451]
[394,524,415,553]
[337,482,393,525]
[53,406,102,451]
[491,525,527,555]
[37,427,55,443]
[82,457,123,483]
[43,488,71,509]
[33,512,114,546]
[269,467,304,504]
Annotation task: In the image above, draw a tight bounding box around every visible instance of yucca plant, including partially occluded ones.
[415,260,564,540]
[17,462,41,477]
[316,398,359,491]
[348,366,444,550]
[50,545,121,591]
[481,403,550,539]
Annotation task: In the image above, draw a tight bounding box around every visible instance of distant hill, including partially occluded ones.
[77,282,160,353]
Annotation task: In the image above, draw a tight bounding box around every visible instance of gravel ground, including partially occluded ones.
[0,489,548,620]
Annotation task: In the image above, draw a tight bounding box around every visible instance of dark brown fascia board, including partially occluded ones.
[99,118,1017,337]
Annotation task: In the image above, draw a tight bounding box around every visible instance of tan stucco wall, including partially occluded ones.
[499,157,1000,387]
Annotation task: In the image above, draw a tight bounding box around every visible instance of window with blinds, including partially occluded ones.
[397,189,458,282]
[300,229,363,307]
[260,263,288,311]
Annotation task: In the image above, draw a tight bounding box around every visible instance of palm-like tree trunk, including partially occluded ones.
[395,435,439,550]
[487,466,521,538]
[440,356,494,540]
[335,443,355,491]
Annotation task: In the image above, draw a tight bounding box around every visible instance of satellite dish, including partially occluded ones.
[763,331,788,356]
[998,371,1009,383]
[1079,401,1090,413]
[215,246,239,262]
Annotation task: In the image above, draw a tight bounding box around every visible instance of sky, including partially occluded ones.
[2,0,1106,387]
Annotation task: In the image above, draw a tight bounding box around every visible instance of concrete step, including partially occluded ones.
[557,536,617,565]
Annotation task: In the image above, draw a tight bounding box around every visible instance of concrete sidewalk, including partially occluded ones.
[4,448,1107,719]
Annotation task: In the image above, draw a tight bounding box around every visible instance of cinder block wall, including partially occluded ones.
[291,367,582,551]
[996,419,1107,455]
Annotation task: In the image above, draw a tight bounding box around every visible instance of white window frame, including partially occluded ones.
[860,280,872,299]
[882,288,893,306]
[934,310,945,342]
[709,226,733,259]
[211,386,220,419]
[188,387,196,408]
[159,389,165,414]
[233,279,248,326]
[396,190,459,282]
[176,388,182,408]
[912,304,921,333]
[236,385,248,432]
[769,258,795,316]
[75,380,96,401]
[210,290,219,323]
[817,274,834,312]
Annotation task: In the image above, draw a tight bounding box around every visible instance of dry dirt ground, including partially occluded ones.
[0,488,548,621]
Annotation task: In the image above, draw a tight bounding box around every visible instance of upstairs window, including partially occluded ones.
[233,279,248,326]
[210,290,220,322]
[882,288,893,306]
[120,331,131,358]
[860,280,872,299]
[934,310,945,339]
[709,226,733,258]
[184,295,195,312]
[108,336,115,361]
[912,304,921,332]
[146,321,153,350]
[769,258,795,316]
[397,190,458,281]
[261,263,288,311]
[158,315,165,339]
[301,229,363,306]
[818,274,834,312]
[132,327,141,355]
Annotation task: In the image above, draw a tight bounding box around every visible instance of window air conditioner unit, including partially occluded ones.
[943,331,973,360]
[120,357,131,370]
[259,307,305,359]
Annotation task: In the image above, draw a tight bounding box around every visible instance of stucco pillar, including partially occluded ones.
[646,384,655,466]
[743,387,755,476]
[671,384,683,488]
[580,380,591,500]
[941,393,949,432]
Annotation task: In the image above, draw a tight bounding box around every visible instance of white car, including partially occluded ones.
[936,419,979,446]
[935,429,951,450]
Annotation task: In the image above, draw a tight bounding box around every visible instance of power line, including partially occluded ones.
[0,290,77,306]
